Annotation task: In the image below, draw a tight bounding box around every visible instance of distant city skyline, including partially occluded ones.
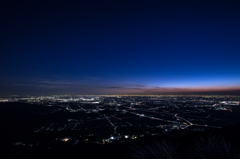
[1,0,240,95]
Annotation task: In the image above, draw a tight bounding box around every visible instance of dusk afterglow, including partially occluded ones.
[1,0,240,95]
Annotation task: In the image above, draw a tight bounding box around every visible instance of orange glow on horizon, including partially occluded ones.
[101,86,240,95]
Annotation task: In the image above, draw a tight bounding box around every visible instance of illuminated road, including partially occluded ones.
[174,114,221,128]
[130,111,176,123]
[127,107,221,129]
[174,114,193,125]
[114,117,133,126]
[77,104,86,112]
[104,114,118,133]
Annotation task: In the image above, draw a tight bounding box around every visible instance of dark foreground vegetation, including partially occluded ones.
[130,133,240,159]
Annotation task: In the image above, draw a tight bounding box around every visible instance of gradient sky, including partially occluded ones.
[1,0,240,95]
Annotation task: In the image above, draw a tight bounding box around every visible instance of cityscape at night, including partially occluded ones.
[1,95,240,158]
[1,0,240,158]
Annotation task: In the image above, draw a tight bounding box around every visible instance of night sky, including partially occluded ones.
[1,0,240,95]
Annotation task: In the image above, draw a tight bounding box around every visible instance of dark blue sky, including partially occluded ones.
[1,0,240,95]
